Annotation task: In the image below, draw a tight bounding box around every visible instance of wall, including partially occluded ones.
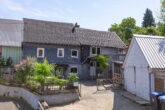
[124,39,150,100]
[2,46,22,65]
[23,43,81,65]
[0,84,79,110]
[155,71,165,92]
[65,63,90,80]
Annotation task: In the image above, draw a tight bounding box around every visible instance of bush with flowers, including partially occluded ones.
[15,58,35,83]
[14,57,78,92]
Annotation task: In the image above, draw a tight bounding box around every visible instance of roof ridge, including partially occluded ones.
[134,34,165,39]
[23,18,74,26]
[78,27,114,33]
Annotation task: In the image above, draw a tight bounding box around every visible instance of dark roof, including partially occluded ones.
[23,18,126,48]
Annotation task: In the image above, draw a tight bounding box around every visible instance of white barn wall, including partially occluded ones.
[124,39,151,100]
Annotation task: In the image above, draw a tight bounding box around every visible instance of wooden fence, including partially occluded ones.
[39,82,80,95]
[0,67,15,82]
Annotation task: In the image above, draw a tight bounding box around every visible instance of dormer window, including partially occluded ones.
[37,48,44,58]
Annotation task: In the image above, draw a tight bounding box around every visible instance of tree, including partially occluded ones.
[142,8,155,27]
[109,17,136,44]
[157,0,165,36]
[135,26,160,35]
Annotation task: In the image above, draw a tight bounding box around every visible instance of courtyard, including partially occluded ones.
[49,81,150,110]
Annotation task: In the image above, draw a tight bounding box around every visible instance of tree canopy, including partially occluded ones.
[109,17,136,44]
[142,8,155,27]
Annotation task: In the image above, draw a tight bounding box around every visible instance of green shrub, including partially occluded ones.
[34,59,55,77]
[0,57,13,66]
[26,78,41,91]
[55,79,67,90]
[96,55,109,71]
[67,73,79,82]
[16,72,25,83]
[46,76,57,83]
[26,56,37,62]
[6,57,13,66]
[32,75,46,83]
[0,57,6,66]
[15,59,35,83]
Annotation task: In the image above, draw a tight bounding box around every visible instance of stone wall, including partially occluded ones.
[0,84,79,109]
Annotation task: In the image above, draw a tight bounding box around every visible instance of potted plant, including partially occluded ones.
[67,73,79,89]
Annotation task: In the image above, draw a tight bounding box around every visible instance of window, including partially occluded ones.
[92,47,96,54]
[97,48,100,54]
[71,67,78,74]
[92,47,101,55]
[57,48,64,57]
[71,49,78,58]
[37,48,44,58]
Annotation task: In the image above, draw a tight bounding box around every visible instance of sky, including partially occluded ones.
[0,0,161,31]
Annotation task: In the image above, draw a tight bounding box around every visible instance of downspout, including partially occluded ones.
[148,66,154,102]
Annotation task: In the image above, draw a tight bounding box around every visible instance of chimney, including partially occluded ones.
[72,22,80,33]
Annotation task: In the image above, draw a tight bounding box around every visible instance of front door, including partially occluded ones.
[56,67,64,76]
[90,61,96,78]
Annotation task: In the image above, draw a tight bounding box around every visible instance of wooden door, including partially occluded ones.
[155,78,164,92]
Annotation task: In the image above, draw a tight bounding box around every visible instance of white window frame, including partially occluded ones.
[71,49,78,58]
[37,48,44,58]
[57,48,64,57]
[70,66,78,74]
[91,47,101,55]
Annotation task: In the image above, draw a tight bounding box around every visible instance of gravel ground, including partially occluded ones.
[49,81,151,110]
[0,96,33,110]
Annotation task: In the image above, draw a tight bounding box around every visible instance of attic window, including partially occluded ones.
[57,48,64,57]
[71,49,78,58]
[37,48,44,58]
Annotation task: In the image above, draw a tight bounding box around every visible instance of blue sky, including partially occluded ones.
[0,0,161,31]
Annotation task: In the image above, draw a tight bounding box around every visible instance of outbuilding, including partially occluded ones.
[0,18,23,65]
[123,35,165,101]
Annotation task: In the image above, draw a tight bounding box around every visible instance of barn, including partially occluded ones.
[123,34,165,101]
[0,18,23,65]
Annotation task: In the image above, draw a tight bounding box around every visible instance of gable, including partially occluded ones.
[123,37,148,68]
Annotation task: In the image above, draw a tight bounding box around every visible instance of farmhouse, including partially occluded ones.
[22,18,126,80]
[0,18,23,65]
[123,34,165,101]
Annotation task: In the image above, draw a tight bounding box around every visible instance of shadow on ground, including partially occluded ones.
[0,96,33,110]
[49,81,151,110]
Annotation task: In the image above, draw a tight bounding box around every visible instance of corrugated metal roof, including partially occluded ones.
[134,34,165,69]
[0,18,23,47]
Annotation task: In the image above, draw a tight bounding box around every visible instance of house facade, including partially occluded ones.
[0,18,23,65]
[123,35,165,101]
[23,18,126,79]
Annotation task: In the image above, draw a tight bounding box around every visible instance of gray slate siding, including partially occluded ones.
[23,43,81,64]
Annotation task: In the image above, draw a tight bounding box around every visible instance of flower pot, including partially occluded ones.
[58,75,64,79]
